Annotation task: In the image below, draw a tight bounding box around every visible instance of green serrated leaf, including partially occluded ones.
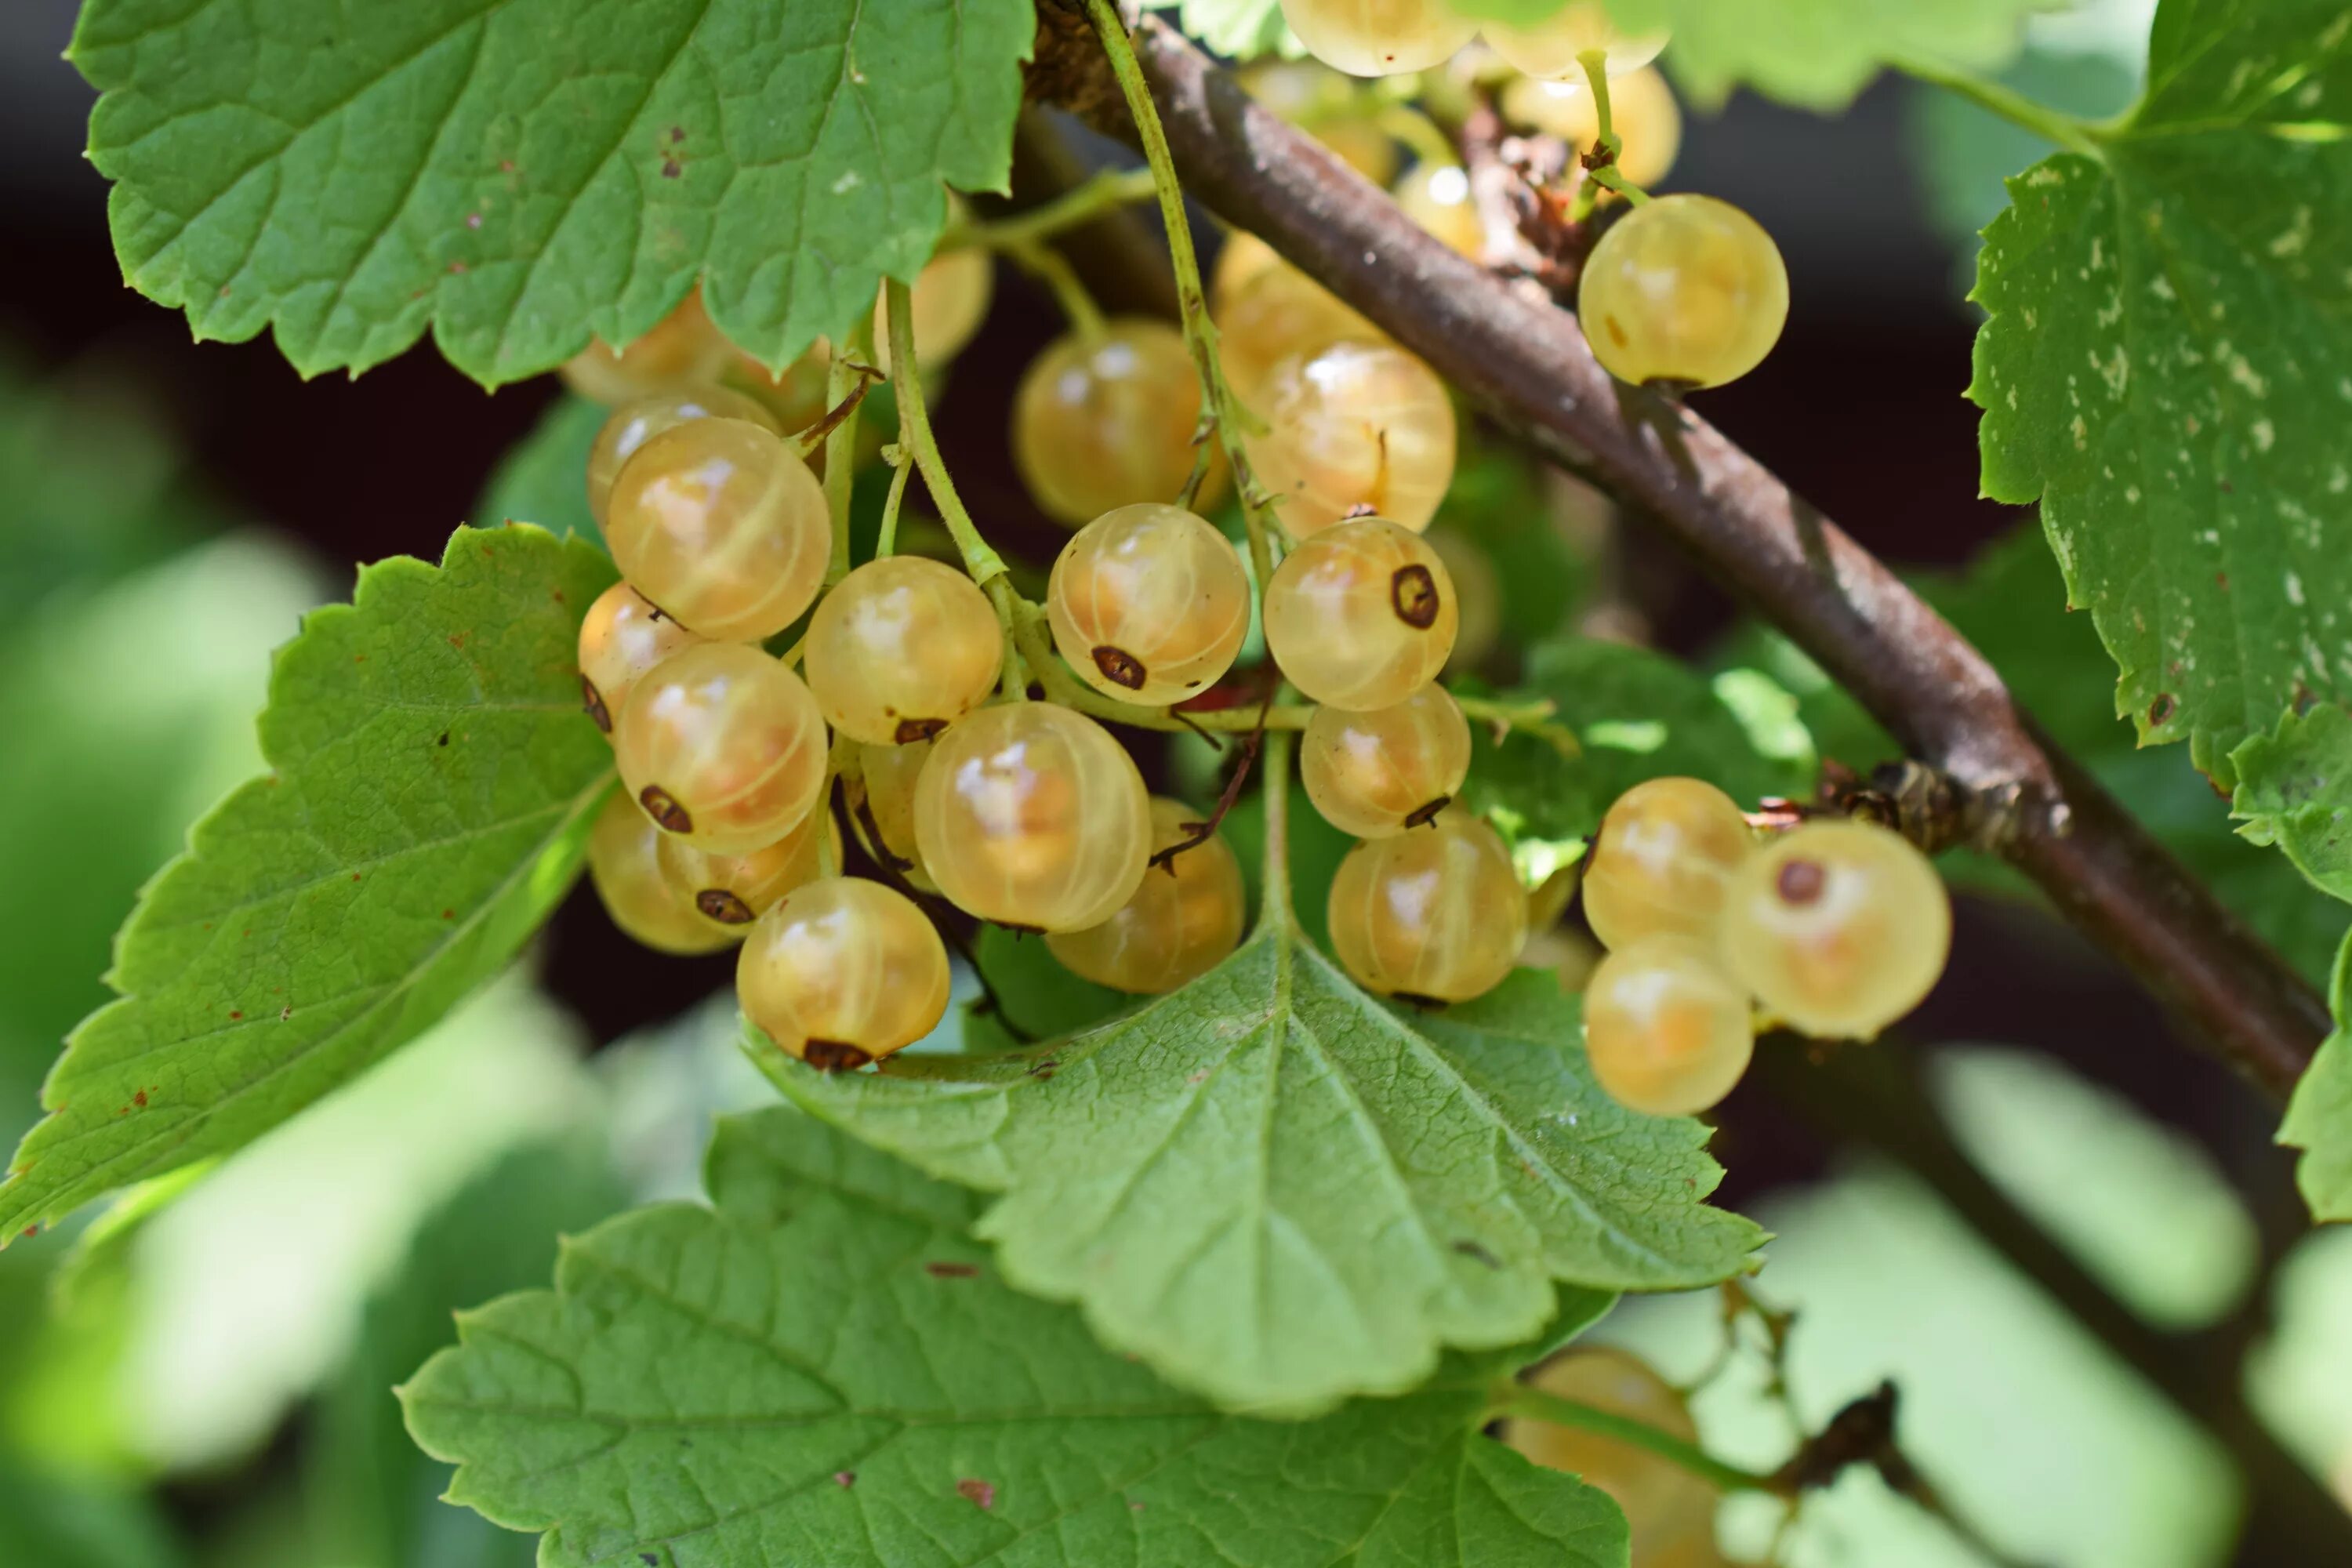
[0,525,616,1245]
[771,921,1762,1414]
[972,924,1130,1044]
[405,1108,1629,1568]
[2233,702,2352,903]
[2280,931,2352,1221]
[1612,0,2042,111]
[72,0,1032,386]
[1971,0,2352,782]
[1469,637,1812,842]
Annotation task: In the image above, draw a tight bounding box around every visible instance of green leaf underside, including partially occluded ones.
[1971,0,2352,781]
[1614,0,2044,111]
[1472,638,1811,844]
[403,1110,1631,1568]
[71,0,1031,386]
[0,525,616,1243]
[2233,702,2352,1218]
[771,921,1762,1415]
[477,393,608,550]
[2279,931,2352,1221]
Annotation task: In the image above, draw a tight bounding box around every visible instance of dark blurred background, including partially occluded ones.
[2,1,2347,1565]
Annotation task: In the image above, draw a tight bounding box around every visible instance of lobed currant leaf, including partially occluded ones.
[402,1109,1631,1568]
[1972,0,2352,784]
[70,0,1031,386]
[0,524,615,1245]
[771,921,1763,1414]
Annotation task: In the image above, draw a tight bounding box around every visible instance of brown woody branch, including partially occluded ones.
[1036,12,2328,1102]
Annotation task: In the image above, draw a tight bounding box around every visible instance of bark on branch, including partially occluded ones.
[1037,13,2329,1101]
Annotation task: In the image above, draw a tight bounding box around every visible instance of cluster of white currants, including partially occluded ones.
[556,227,1525,1069]
[1265,0,1789,393]
[1578,778,1952,1118]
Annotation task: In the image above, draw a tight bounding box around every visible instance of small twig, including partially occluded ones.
[943,165,1162,252]
[1151,692,1275,872]
[1005,239,1108,338]
[795,359,883,460]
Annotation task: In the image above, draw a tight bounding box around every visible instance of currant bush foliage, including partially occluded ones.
[1468,637,1812,845]
[1973,0,2352,782]
[404,1110,1632,1568]
[71,0,1030,384]
[773,922,1762,1414]
[0,526,615,1243]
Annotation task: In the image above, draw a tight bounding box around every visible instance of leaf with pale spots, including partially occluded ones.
[1972,0,2352,783]
[403,1109,1632,1567]
[770,920,1763,1414]
[0,525,616,1244]
[69,0,1030,385]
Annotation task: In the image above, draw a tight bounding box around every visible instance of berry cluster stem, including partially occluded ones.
[942,166,1161,252]
[1255,728,1296,931]
[1007,239,1109,339]
[820,315,874,587]
[1081,0,1279,588]
[882,278,1011,595]
[1568,51,1651,225]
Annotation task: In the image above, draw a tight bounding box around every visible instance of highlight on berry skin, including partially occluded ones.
[585,387,781,527]
[1264,515,1461,710]
[912,701,1154,933]
[1214,257,1387,405]
[1047,797,1248,993]
[1047,503,1252,706]
[1583,935,1756,1117]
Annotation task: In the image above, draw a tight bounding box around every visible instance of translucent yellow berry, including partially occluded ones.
[1012,318,1214,527]
[1249,341,1457,536]
[604,417,829,641]
[586,792,731,956]
[737,877,952,1070]
[1721,819,1951,1039]
[1578,194,1789,390]
[1047,503,1251,705]
[561,292,732,405]
[1582,776,1753,951]
[804,556,1004,745]
[586,387,782,527]
[1263,516,1459,710]
[1484,2,1668,81]
[1583,936,1755,1116]
[1047,798,1247,993]
[613,641,829,857]
[577,581,702,738]
[913,702,1152,931]
[1327,809,1526,1001]
[1278,0,1476,77]
[1301,685,1472,837]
